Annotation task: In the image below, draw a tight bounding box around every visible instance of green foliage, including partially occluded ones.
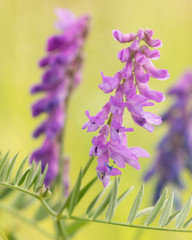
[1,151,192,240]
[0,151,51,199]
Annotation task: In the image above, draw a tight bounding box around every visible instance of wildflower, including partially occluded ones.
[31,8,89,185]
[83,29,169,186]
[144,69,192,204]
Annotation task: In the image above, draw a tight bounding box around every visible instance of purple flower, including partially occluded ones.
[83,28,169,187]
[31,8,89,186]
[144,69,192,204]
[97,160,121,187]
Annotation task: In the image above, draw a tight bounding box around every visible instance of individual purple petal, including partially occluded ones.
[143,29,162,48]
[144,38,162,48]
[39,57,50,68]
[112,29,136,43]
[143,59,170,80]
[55,8,75,30]
[31,97,60,117]
[47,35,67,52]
[109,168,121,176]
[135,51,148,65]
[144,29,153,38]
[130,40,140,51]
[134,63,150,83]
[117,47,131,63]
[129,147,150,158]
[137,29,145,40]
[143,112,162,125]
[137,82,165,102]
[108,141,139,169]
[141,45,160,60]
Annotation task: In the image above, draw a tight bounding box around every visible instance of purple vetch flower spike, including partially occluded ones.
[83,28,169,187]
[30,8,90,186]
[144,69,192,204]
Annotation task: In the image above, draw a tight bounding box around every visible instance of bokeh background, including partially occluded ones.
[0,0,192,239]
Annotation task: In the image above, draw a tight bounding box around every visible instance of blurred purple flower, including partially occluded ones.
[83,28,169,187]
[144,69,192,204]
[30,8,90,186]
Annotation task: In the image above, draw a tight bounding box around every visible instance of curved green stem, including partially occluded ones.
[0,202,56,239]
[39,198,57,217]
[61,215,192,234]
[0,182,39,199]
[0,182,57,217]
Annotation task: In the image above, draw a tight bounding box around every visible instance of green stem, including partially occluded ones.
[39,198,57,217]
[0,182,57,217]
[62,215,192,233]
[55,218,68,240]
[0,182,39,199]
[0,203,56,239]
[58,78,74,198]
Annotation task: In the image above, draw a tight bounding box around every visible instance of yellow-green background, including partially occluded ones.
[0,0,192,239]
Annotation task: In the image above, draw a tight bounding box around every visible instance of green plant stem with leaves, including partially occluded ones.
[1,151,192,239]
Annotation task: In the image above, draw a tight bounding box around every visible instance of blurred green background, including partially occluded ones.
[0,0,192,239]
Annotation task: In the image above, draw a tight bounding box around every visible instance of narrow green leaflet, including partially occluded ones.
[159,192,174,227]
[27,162,42,189]
[117,186,134,207]
[91,188,112,219]
[77,177,97,204]
[5,153,18,182]
[135,207,153,219]
[106,177,119,221]
[0,151,9,172]
[85,183,111,216]
[164,210,181,227]
[17,168,30,186]
[127,184,144,224]
[145,188,167,226]
[33,163,42,192]
[24,161,35,189]
[175,195,192,229]
[35,164,48,192]
[14,155,28,185]
[183,217,192,229]
[68,169,83,215]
